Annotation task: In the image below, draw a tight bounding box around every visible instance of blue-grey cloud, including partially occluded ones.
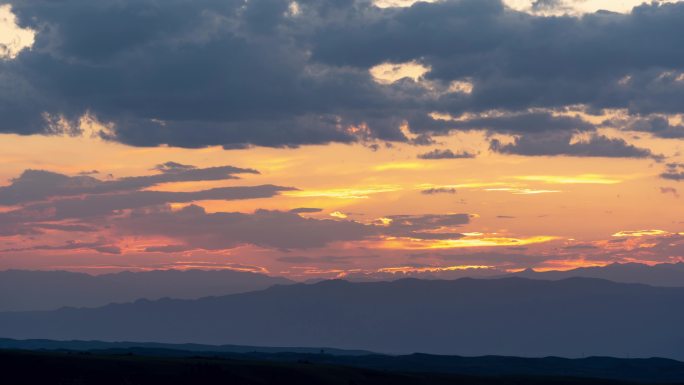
[490,131,661,159]
[661,163,684,181]
[1,0,681,157]
[0,162,258,205]
[118,204,372,250]
[418,149,476,160]
[421,187,457,195]
[0,240,121,255]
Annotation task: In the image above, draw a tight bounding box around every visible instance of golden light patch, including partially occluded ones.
[612,229,670,237]
[373,0,436,8]
[514,174,623,185]
[330,211,348,219]
[377,235,559,250]
[0,5,35,59]
[369,61,430,84]
[377,265,493,274]
[484,187,561,195]
[374,162,431,171]
[447,80,474,94]
[533,260,609,272]
[284,185,402,199]
[376,217,394,226]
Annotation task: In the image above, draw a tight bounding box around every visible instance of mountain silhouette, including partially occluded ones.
[1,277,683,359]
[507,262,684,287]
[0,269,293,311]
[334,262,684,287]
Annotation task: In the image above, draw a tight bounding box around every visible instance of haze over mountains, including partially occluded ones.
[2,277,684,359]
[507,262,684,287]
[318,262,684,286]
[2,262,684,312]
[0,269,292,311]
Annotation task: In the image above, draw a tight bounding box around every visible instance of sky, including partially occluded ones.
[0,0,683,280]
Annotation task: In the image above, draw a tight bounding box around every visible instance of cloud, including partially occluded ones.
[0,164,292,237]
[418,149,476,160]
[275,255,370,265]
[115,207,474,251]
[289,207,324,214]
[143,245,193,253]
[660,186,679,197]
[607,115,684,139]
[22,184,294,221]
[661,163,684,181]
[0,4,34,59]
[0,164,476,252]
[0,240,121,255]
[412,112,595,136]
[562,244,599,250]
[421,187,457,194]
[0,0,682,154]
[31,223,97,232]
[531,0,564,11]
[378,213,471,240]
[490,131,660,159]
[116,205,373,250]
[0,162,258,205]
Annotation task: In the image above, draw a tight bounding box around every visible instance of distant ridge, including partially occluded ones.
[507,262,684,287]
[1,277,684,359]
[0,337,371,356]
[0,269,293,311]
[3,262,683,313]
[336,262,684,287]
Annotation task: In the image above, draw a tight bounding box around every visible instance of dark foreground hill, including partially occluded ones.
[0,269,292,311]
[0,349,672,385]
[2,277,684,358]
[4,338,684,383]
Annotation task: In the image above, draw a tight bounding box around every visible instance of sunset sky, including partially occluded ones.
[0,0,683,279]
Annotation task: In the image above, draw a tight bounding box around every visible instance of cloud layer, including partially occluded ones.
[0,0,683,156]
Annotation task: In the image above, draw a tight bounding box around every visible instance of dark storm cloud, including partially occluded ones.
[605,115,684,139]
[0,162,257,205]
[1,0,683,155]
[311,1,684,114]
[490,131,661,159]
[410,112,595,135]
[418,149,476,160]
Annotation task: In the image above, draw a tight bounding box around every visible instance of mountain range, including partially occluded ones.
[0,269,292,311]
[507,262,684,287]
[1,277,684,359]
